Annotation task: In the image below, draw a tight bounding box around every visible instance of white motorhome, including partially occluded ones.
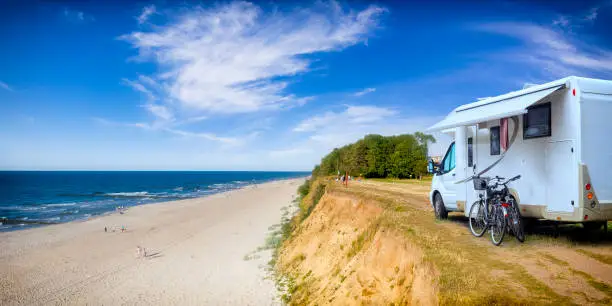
[428,76,612,227]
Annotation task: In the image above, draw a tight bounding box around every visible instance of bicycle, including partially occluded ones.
[494,175,524,243]
[468,175,523,245]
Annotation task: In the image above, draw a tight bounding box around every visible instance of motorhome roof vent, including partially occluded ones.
[522,83,539,89]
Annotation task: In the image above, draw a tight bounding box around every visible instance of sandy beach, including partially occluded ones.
[0,178,304,305]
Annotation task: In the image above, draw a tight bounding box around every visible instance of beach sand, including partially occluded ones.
[0,178,304,305]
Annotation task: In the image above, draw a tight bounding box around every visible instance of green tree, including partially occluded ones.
[312,132,436,180]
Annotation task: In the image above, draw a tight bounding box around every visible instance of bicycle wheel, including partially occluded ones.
[469,200,487,237]
[510,201,525,242]
[490,206,506,246]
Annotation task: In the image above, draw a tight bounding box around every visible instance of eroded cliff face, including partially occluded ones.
[274,179,612,306]
[276,190,438,305]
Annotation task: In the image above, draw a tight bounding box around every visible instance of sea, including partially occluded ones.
[0,171,308,231]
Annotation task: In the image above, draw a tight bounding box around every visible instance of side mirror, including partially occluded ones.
[428,159,441,174]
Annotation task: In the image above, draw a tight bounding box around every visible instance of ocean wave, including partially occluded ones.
[173,187,184,191]
[209,183,234,190]
[0,205,45,212]
[106,191,149,197]
[60,210,79,216]
[0,217,59,225]
[46,202,77,207]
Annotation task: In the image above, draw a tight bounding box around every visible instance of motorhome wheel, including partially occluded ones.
[434,193,448,220]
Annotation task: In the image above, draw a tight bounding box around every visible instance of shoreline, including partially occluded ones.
[0,177,305,305]
[0,175,309,233]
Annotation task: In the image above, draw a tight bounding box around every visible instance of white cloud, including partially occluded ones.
[551,5,602,32]
[474,21,612,78]
[93,117,240,144]
[179,116,208,125]
[137,5,156,24]
[0,81,13,91]
[63,9,93,22]
[121,77,158,102]
[353,87,376,97]
[273,107,440,168]
[143,103,174,122]
[293,105,395,132]
[164,128,238,144]
[120,1,386,115]
[584,7,599,21]
[552,15,570,28]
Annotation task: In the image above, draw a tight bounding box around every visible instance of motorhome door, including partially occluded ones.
[439,142,457,209]
[546,140,576,212]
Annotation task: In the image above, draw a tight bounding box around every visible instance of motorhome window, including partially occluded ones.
[468,137,473,167]
[523,102,552,139]
[490,126,500,155]
[442,142,455,173]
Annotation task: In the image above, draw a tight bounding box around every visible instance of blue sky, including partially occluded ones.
[1,0,611,170]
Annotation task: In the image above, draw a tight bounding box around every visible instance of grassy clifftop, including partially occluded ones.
[270,179,612,305]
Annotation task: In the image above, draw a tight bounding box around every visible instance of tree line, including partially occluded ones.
[311,132,436,179]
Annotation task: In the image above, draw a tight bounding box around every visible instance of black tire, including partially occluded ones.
[582,221,605,231]
[434,193,448,220]
[490,206,506,246]
[511,206,525,242]
[510,199,525,243]
[469,200,487,237]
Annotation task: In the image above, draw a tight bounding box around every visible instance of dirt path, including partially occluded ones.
[347,179,612,305]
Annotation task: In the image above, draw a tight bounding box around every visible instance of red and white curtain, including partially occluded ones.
[500,118,509,151]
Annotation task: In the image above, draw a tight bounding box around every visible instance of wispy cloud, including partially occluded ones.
[353,87,376,97]
[474,21,612,79]
[293,105,395,132]
[0,81,13,91]
[92,117,240,145]
[164,128,238,144]
[273,105,439,165]
[584,7,599,21]
[120,1,386,115]
[122,77,157,102]
[552,4,603,32]
[137,5,156,24]
[143,103,174,122]
[63,8,94,22]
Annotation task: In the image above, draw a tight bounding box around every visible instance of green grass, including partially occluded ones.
[540,253,570,266]
[576,249,612,265]
[346,221,380,259]
[570,268,612,298]
[300,183,326,222]
[368,177,432,185]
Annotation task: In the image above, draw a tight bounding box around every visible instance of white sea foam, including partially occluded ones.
[46,202,77,207]
[106,191,149,197]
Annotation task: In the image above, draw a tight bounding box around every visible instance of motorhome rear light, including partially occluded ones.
[572,88,576,96]
[501,203,509,207]
[584,215,589,220]
[585,183,591,191]
[587,192,594,200]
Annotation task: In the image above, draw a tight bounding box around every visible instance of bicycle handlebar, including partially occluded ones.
[495,175,521,188]
[508,175,521,182]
